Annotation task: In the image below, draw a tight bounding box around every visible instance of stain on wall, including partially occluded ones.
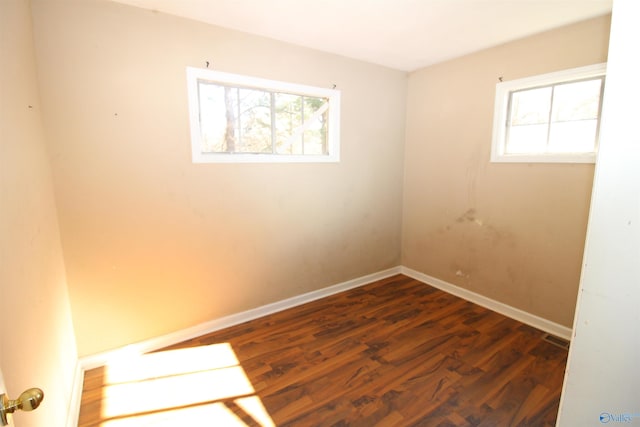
[402,14,611,327]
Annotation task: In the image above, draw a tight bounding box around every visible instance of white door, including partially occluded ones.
[0,367,11,427]
[0,367,5,395]
[0,366,44,427]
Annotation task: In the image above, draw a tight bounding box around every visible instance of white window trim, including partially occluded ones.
[186,67,341,163]
[491,63,606,164]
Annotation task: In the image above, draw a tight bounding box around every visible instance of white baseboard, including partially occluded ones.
[80,264,571,370]
[70,265,571,424]
[400,266,572,340]
[80,266,402,370]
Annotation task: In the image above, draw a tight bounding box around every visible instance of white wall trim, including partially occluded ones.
[79,264,573,371]
[400,266,572,340]
[70,265,573,423]
[79,266,402,370]
[65,362,84,427]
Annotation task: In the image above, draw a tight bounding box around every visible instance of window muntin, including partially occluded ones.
[491,63,606,163]
[187,67,340,163]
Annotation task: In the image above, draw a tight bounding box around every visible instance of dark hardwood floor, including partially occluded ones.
[78,274,568,426]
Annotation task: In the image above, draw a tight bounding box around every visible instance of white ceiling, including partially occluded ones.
[111,0,612,71]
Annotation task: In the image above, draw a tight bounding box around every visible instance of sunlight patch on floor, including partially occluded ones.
[100,402,252,427]
[98,343,274,427]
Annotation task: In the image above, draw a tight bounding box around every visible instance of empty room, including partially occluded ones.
[2,0,639,426]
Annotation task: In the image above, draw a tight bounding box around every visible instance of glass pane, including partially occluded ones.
[237,88,272,153]
[506,124,548,154]
[509,87,552,126]
[195,77,334,157]
[549,119,598,153]
[274,93,303,154]
[506,87,551,154]
[302,96,329,155]
[547,78,601,154]
[198,82,238,153]
[551,79,602,122]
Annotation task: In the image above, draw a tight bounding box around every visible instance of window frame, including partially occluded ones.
[186,67,341,163]
[491,63,606,164]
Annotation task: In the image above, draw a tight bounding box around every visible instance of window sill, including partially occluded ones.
[192,152,340,164]
[490,152,596,164]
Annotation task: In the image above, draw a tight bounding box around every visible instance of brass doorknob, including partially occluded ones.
[0,388,44,426]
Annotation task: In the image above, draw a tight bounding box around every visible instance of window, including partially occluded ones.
[186,67,340,163]
[491,63,606,163]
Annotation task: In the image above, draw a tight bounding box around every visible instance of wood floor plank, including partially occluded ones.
[78,274,568,426]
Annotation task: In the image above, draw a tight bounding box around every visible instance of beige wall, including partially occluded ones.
[30,0,407,356]
[23,0,608,360]
[0,0,78,425]
[402,15,611,327]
